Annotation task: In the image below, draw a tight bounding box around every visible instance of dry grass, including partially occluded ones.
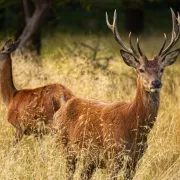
[0,33,180,179]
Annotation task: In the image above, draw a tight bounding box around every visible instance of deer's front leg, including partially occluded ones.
[65,146,77,180]
[80,154,97,180]
[106,155,124,180]
[13,128,24,146]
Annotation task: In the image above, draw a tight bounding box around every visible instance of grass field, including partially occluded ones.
[0,32,180,180]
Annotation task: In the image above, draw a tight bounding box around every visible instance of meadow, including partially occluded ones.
[0,32,180,180]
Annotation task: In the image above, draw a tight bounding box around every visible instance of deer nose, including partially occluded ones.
[152,80,162,88]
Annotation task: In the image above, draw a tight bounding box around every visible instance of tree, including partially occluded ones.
[121,0,144,34]
[17,0,51,54]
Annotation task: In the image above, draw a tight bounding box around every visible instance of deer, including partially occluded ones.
[0,39,74,145]
[54,9,180,180]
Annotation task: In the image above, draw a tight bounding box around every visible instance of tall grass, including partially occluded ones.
[0,33,180,179]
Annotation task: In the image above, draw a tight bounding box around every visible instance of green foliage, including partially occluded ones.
[54,0,92,10]
[121,0,144,9]
[0,0,179,35]
[0,0,21,8]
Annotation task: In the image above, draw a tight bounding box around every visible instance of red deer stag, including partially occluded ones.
[0,39,74,144]
[54,9,180,180]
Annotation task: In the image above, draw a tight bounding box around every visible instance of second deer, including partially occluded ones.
[0,39,74,144]
[54,9,180,180]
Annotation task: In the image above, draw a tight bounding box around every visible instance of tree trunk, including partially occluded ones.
[0,8,5,31]
[124,8,144,34]
[18,0,50,54]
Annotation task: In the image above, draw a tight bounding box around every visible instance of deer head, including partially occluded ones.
[106,9,180,92]
[0,39,20,71]
[1,39,20,54]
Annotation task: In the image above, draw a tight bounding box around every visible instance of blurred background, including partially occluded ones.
[0,1,180,180]
[0,0,180,56]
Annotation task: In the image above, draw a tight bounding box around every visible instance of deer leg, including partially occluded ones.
[65,151,77,180]
[107,162,122,180]
[37,135,46,163]
[124,146,147,180]
[13,128,24,146]
[80,160,96,180]
[80,151,98,180]
[106,155,124,180]
[123,143,148,180]
[123,157,136,180]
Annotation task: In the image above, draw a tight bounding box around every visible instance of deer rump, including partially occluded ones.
[8,83,73,135]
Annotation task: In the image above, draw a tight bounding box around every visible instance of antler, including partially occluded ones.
[106,10,143,58]
[159,8,180,57]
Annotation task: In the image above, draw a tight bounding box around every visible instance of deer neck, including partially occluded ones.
[0,53,17,105]
[132,76,160,129]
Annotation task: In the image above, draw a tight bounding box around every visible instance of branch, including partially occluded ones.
[23,0,32,23]
[18,0,50,50]
[33,0,51,9]
[79,42,97,52]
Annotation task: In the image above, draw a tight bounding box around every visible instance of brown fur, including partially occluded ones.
[55,9,180,179]
[0,40,74,144]
[54,51,180,180]
[55,77,159,180]
[8,84,73,136]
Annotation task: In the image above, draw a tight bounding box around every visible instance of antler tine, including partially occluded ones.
[114,23,135,55]
[161,8,180,56]
[136,38,143,56]
[158,33,167,56]
[106,10,140,57]
[170,8,177,41]
[175,12,180,42]
[106,11,114,32]
[129,32,138,55]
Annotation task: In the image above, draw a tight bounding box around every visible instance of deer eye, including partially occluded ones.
[160,68,164,73]
[139,68,145,73]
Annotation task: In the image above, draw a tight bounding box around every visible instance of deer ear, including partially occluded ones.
[4,39,14,47]
[161,48,180,67]
[120,49,138,68]
[1,39,20,53]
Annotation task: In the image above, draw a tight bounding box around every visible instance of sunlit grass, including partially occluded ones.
[0,33,180,179]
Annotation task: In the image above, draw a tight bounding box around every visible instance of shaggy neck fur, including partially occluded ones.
[131,76,160,143]
[0,53,17,105]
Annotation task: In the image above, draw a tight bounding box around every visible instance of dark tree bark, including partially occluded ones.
[0,8,5,31]
[124,8,144,34]
[17,0,51,54]
[122,1,144,34]
[23,0,32,23]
